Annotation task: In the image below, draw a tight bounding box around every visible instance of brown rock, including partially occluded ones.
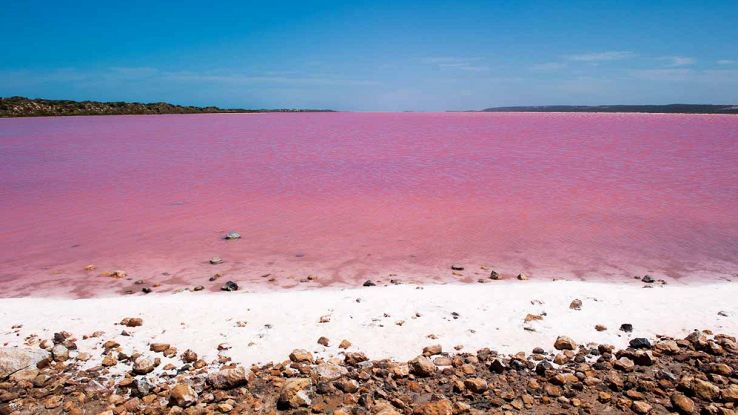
[339,339,352,349]
[551,372,578,385]
[103,340,120,350]
[169,383,197,407]
[101,355,117,367]
[0,347,48,378]
[671,393,696,414]
[693,378,720,401]
[569,299,582,310]
[606,371,625,391]
[517,272,529,280]
[315,361,348,381]
[415,399,453,415]
[289,349,314,363]
[278,378,312,409]
[51,344,69,361]
[132,356,157,375]
[595,324,607,331]
[317,336,330,346]
[149,343,170,353]
[422,344,442,356]
[614,357,635,372]
[44,395,63,409]
[181,349,197,363]
[711,363,733,376]
[433,356,452,366]
[207,366,247,389]
[654,339,680,354]
[409,355,436,377]
[121,317,143,327]
[344,352,368,366]
[723,384,738,402]
[464,377,488,393]
[544,384,562,397]
[554,336,577,350]
[334,378,359,393]
[632,401,652,414]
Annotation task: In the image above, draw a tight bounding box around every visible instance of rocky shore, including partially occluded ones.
[1,327,737,414]
[1,280,736,414]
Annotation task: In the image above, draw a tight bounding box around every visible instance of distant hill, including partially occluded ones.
[479,104,738,114]
[0,96,334,117]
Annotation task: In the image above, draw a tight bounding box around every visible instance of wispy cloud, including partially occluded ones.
[1,67,380,88]
[530,62,567,72]
[628,68,738,84]
[630,68,693,81]
[658,56,696,67]
[717,59,736,65]
[565,51,636,62]
[421,57,489,72]
[161,71,380,86]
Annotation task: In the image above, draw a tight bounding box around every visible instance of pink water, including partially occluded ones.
[1,112,737,297]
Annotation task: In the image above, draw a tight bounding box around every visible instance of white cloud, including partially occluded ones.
[630,68,693,81]
[530,62,567,72]
[420,57,489,72]
[717,59,736,65]
[658,56,696,67]
[565,51,636,62]
[1,67,380,88]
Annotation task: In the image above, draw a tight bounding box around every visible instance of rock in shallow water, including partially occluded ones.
[224,232,241,240]
[221,281,238,291]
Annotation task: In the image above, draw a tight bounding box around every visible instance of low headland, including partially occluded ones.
[479,104,738,114]
[0,97,334,118]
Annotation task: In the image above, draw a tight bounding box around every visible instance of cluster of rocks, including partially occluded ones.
[1,328,737,414]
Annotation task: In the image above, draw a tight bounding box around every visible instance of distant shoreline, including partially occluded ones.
[479,104,738,114]
[0,96,335,118]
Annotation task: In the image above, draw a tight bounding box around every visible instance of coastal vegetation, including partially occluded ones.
[480,104,738,114]
[0,96,333,117]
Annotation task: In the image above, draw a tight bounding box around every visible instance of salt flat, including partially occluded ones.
[1,280,735,370]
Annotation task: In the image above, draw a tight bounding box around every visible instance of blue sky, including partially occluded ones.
[1,1,737,111]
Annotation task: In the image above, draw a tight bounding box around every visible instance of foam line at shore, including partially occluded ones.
[1,280,736,368]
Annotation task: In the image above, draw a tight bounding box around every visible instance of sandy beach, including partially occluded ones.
[2,279,736,370]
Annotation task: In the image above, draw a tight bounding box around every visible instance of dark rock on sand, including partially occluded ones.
[620,323,633,332]
[221,281,239,291]
[629,337,652,349]
[362,280,376,287]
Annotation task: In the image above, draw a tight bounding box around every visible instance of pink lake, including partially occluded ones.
[1,112,737,297]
